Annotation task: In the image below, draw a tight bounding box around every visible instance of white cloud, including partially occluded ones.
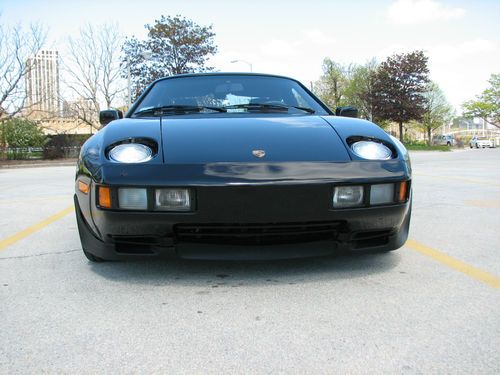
[260,39,299,58]
[303,29,335,45]
[375,43,411,61]
[427,39,498,111]
[375,39,497,63]
[387,0,466,25]
[210,29,338,86]
[428,39,497,63]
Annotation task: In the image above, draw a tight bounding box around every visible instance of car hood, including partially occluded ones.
[160,115,351,163]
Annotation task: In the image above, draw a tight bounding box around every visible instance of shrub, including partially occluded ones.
[43,134,92,159]
[2,118,46,148]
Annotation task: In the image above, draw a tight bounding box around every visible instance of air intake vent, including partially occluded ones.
[174,221,344,246]
[110,235,159,254]
[351,229,393,249]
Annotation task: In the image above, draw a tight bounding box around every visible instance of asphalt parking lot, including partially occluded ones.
[1,149,499,374]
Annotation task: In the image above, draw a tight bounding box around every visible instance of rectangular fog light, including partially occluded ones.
[118,188,148,210]
[370,184,394,205]
[333,185,364,208]
[155,188,191,211]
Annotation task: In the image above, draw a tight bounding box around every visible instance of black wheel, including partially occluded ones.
[83,249,105,262]
[447,142,451,146]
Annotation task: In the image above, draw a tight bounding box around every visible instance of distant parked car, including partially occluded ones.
[470,136,495,148]
[433,134,455,146]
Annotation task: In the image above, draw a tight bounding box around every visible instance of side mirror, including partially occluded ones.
[99,109,123,127]
[336,106,358,118]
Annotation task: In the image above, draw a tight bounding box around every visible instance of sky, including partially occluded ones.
[1,0,499,112]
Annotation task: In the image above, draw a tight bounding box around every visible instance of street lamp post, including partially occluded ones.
[230,59,253,72]
[126,63,131,108]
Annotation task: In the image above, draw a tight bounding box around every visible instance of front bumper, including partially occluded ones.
[75,160,411,260]
[75,184,411,260]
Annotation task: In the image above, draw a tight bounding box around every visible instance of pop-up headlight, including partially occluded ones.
[351,140,392,160]
[109,143,153,163]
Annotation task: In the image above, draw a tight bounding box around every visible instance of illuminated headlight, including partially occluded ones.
[370,184,394,205]
[351,141,392,160]
[109,143,153,163]
[155,189,191,211]
[333,186,364,208]
[118,188,148,210]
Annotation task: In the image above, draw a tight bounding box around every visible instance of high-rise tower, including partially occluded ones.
[25,50,61,116]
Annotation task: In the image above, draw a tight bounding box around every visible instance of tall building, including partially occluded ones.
[25,50,61,117]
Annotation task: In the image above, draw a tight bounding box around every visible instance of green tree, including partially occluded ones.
[122,15,217,100]
[315,58,350,110]
[372,51,430,141]
[420,82,454,144]
[2,118,46,148]
[315,59,380,122]
[344,59,378,121]
[462,73,499,129]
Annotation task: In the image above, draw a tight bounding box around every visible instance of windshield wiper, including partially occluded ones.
[287,105,315,114]
[133,105,226,117]
[223,103,315,114]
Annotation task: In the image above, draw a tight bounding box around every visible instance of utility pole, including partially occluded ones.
[127,62,131,109]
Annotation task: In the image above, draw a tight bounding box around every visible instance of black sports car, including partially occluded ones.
[75,73,411,262]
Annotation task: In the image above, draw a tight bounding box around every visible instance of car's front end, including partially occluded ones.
[75,163,411,260]
[75,73,412,261]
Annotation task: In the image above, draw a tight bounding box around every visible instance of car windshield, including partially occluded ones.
[131,75,329,117]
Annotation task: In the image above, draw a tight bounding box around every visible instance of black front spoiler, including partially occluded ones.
[75,195,410,261]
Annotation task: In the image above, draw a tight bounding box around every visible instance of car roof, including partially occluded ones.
[151,72,303,85]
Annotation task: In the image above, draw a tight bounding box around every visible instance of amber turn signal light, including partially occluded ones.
[398,181,408,203]
[98,186,112,208]
[78,180,90,194]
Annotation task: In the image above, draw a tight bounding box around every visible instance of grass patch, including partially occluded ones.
[4,150,44,160]
[404,142,451,151]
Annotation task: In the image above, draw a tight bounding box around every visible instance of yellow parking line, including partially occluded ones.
[0,205,75,251]
[413,173,500,188]
[2,204,499,291]
[406,239,500,289]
